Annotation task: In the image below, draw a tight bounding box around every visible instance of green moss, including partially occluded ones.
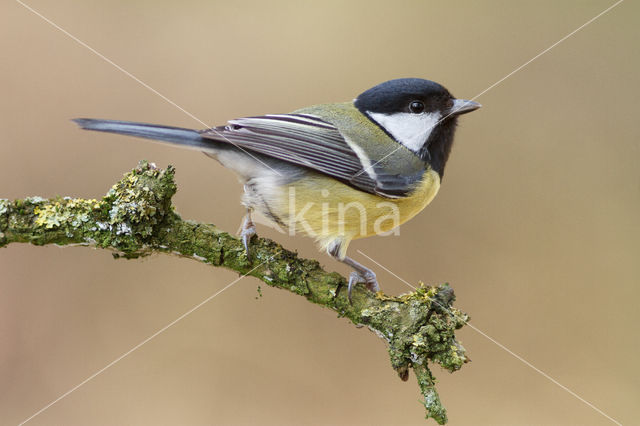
[99,161,176,251]
[352,282,468,423]
[415,363,447,424]
[0,199,8,245]
[0,199,9,215]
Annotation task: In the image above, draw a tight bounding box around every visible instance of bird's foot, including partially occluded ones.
[239,215,256,261]
[348,269,379,303]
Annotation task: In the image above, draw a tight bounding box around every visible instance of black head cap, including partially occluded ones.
[354,78,454,115]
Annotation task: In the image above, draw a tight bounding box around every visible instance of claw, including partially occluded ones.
[239,213,256,262]
[347,270,379,303]
[347,272,362,303]
[241,226,256,260]
[365,272,380,293]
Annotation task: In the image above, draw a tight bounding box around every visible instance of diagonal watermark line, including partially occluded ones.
[18,261,266,426]
[356,250,622,426]
[353,0,625,180]
[14,0,283,176]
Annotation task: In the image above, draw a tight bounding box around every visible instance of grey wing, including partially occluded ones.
[200,114,418,197]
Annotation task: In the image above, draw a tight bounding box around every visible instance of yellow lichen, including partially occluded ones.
[412,334,427,347]
[33,199,99,229]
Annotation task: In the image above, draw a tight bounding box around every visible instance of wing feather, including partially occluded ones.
[200,114,420,197]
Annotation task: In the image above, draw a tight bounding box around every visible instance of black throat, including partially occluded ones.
[418,117,458,179]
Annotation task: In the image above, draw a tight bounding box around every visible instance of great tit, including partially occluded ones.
[74,78,480,300]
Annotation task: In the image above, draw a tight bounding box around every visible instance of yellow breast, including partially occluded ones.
[269,169,441,257]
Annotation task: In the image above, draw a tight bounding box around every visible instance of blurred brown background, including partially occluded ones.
[1,1,638,425]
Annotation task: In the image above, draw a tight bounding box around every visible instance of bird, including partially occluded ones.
[74,78,480,301]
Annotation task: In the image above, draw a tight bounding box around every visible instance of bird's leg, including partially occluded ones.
[238,208,256,261]
[328,245,379,302]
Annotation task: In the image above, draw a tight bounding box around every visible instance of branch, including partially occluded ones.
[0,161,469,424]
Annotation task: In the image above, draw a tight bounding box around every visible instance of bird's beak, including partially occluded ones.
[450,99,481,116]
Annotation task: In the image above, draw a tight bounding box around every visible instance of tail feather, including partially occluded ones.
[73,118,215,151]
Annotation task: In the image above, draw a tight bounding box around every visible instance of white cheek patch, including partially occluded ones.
[367,111,441,152]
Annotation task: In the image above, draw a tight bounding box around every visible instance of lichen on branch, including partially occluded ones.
[0,161,469,424]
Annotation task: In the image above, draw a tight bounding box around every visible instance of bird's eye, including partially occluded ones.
[409,101,425,114]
